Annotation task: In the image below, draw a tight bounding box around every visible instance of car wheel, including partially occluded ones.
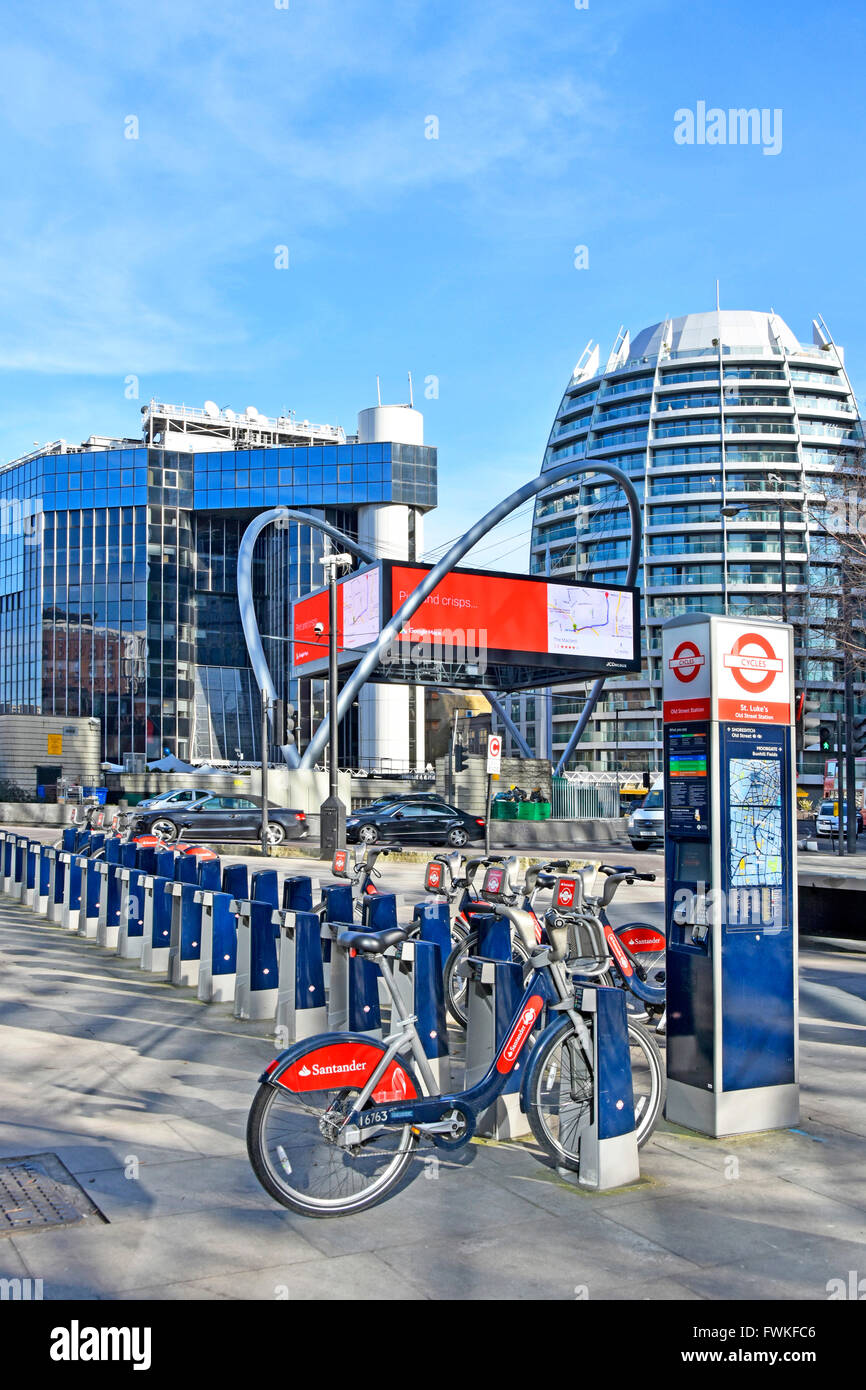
[447,826,468,847]
[151,819,178,843]
[266,822,286,847]
[629,840,642,852]
[359,825,379,844]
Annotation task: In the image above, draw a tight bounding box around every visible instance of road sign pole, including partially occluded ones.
[837,712,845,858]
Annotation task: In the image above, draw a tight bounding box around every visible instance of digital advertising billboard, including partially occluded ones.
[291,560,639,690]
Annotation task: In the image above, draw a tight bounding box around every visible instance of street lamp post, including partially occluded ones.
[318,549,352,860]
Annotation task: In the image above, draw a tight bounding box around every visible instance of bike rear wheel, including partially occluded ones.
[247,1074,418,1217]
[444,928,530,1027]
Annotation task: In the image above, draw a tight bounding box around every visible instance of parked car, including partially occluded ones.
[815,800,861,838]
[362,792,449,810]
[346,800,485,847]
[627,778,664,850]
[134,789,210,811]
[130,794,308,846]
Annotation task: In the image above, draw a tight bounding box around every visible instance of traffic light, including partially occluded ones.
[853,715,866,757]
[800,695,823,751]
[819,724,834,754]
[285,702,298,747]
[454,743,468,773]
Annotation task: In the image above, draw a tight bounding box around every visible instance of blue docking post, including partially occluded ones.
[232,899,278,1021]
[222,862,248,900]
[390,938,450,1089]
[251,869,280,910]
[196,889,238,1003]
[117,867,148,959]
[274,907,328,1042]
[282,875,315,911]
[412,900,452,989]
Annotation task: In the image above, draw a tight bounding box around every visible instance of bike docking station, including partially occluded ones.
[662,613,799,1136]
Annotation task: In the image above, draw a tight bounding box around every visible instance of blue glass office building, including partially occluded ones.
[0,405,437,767]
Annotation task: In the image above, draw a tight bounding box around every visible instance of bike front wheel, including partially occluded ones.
[524,1018,595,1173]
[247,1068,418,1218]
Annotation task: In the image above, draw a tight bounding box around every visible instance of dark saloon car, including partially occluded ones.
[130,794,308,846]
[346,799,485,847]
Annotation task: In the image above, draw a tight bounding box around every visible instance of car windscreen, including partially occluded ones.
[641,789,664,810]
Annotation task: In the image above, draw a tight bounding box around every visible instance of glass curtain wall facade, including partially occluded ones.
[524,310,863,778]
[0,439,436,766]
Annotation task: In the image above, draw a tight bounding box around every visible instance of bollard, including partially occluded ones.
[282,875,316,912]
[60,854,84,932]
[233,899,279,1020]
[463,919,532,1139]
[389,939,450,1090]
[140,874,173,971]
[76,858,102,939]
[116,867,147,959]
[166,881,202,987]
[196,890,238,1003]
[273,908,327,1042]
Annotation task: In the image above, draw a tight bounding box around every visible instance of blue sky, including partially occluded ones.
[1,0,864,563]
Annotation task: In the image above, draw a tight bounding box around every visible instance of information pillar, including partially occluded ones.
[662,613,799,1137]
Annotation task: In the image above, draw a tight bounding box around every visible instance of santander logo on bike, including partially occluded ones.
[496,995,544,1073]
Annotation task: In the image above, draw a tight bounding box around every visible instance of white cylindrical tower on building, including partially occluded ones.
[357,402,427,772]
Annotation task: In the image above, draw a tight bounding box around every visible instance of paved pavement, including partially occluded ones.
[0,843,864,1301]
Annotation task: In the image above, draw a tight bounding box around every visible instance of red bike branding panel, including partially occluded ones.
[496,994,544,1072]
[277,1042,418,1102]
[617,925,666,954]
[332,850,348,875]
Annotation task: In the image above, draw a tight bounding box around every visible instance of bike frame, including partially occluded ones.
[331,949,588,1146]
[575,905,666,1008]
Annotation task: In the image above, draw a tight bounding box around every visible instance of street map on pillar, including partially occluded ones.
[546,584,634,659]
[728,757,783,887]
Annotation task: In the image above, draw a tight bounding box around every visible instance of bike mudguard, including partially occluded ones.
[261,1032,421,1104]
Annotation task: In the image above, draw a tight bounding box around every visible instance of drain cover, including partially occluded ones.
[0,1153,106,1236]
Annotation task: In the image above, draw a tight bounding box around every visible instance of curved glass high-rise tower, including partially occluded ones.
[525,309,862,778]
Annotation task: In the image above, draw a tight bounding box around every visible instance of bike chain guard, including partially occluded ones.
[427,1104,476,1150]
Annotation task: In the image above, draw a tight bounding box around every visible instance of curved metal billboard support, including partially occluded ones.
[297,459,642,770]
[237,508,375,768]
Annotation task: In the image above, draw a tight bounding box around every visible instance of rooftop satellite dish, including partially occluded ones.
[223,408,235,422]
[203,400,219,419]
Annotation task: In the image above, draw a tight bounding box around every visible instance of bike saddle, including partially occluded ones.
[336,926,409,955]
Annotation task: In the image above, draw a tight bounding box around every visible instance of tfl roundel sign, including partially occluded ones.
[718,624,790,725]
[669,640,705,684]
[724,632,783,694]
